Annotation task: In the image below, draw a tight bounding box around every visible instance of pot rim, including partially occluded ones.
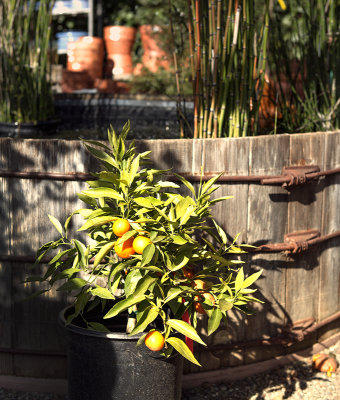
[58,306,145,340]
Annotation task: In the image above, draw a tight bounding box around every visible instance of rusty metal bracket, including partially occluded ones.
[284,229,321,253]
[281,317,316,345]
[251,229,325,254]
[261,165,321,188]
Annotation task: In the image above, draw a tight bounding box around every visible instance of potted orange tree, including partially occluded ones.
[31,122,262,399]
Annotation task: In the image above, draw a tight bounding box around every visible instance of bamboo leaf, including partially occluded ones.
[166,319,206,346]
[166,337,201,366]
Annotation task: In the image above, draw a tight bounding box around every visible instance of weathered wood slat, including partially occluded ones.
[244,134,290,364]
[318,131,340,341]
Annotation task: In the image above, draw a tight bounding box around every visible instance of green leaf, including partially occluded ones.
[140,243,155,267]
[166,319,206,346]
[201,173,223,195]
[57,278,87,292]
[207,308,223,336]
[128,306,159,336]
[156,181,179,189]
[73,239,87,268]
[128,154,140,185]
[88,322,111,333]
[134,197,163,208]
[167,252,190,272]
[166,337,201,366]
[90,287,115,299]
[84,143,118,169]
[213,220,228,245]
[78,216,117,231]
[175,196,195,220]
[48,215,63,236]
[77,193,98,207]
[219,299,234,312]
[82,188,125,201]
[124,269,143,297]
[164,288,183,304]
[234,267,245,293]
[242,269,263,289]
[133,275,158,298]
[173,173,196,197]
[93,242,115,268]
[171,235,188,245]
[103,295,146,319]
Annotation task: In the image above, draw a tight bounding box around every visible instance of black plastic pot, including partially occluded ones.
[0,120,59,138]
[59,307,183,400]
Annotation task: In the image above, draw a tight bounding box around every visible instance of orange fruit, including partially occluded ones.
[193,296,206,314]
[114,237,135,259]
[112,218,130,237]
[182,267,194,279]
[193,279,207,291]
[144,330,165,351]
[203,292,215,304]
[133,235,151,254]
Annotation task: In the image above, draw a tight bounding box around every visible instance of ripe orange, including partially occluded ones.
[114,237,135,259]
[144,330,165,351]
[193,279,207,291]
[133,235,151,254]
[182,267,194,279]
[203,292,215,304]
[193,295,206,314]
[112,218,130,237]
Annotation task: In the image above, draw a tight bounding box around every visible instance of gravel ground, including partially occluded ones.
[0,342,338,400]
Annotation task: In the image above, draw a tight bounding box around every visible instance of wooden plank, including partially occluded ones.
[244,134,290,363]
[286,133,325,324]
[0,138,13,373]
[8,140,68,377]
[198,138,251,370]
[318,130,340,340]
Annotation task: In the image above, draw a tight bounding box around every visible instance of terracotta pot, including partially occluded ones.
[103,26,136,80]
[61,69,94,93]
[67,36,104,80]
[139,25,170,73]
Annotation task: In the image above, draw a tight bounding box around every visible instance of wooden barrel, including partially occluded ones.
[0,130,339,380]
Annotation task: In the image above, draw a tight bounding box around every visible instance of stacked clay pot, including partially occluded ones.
[138,25,170,73]
[67,36,104,81]
[103,26,136,80]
